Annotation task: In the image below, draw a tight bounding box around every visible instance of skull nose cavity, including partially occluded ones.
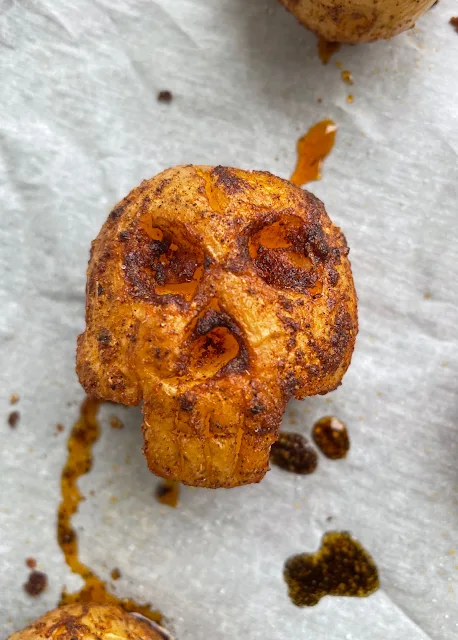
[249,214,323,295]
[185,302,249,380]
[123,216,204,302]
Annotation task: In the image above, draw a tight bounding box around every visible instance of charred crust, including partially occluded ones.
[109,204,125,220]
[211,166,252,194]
[97,283,104,296]
[97,328,112,345]
[250,403,265,415]
[154,178,172,195]
[179,392,196,412]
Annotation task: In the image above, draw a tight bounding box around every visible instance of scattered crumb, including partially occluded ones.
[326,515,333,522]
[10,394,19,405]
[441,361,448,367]
[8,411,20,428]
[335,60,343,69]
[289,418,297,425]
[449,549,455,556]
[157,90,173,103]
[110,496,118,504]
[294,503,301,509]
[56,424,64,433]
[111,567,121,580]
[109,416,123,429]
[424,292,431,299]
[25,557,36,569]
[316,98,322,103]
[24,571,47,596]
[112,464,119,472]
[89,490,95,496]
[347,94,354,104]
[124,455,131,464]
[450,17,458,33]
[341,70,353,85]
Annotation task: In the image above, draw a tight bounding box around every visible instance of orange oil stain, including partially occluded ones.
[290,120,337,187]
[317,37,341,64]
[57,398,162,623]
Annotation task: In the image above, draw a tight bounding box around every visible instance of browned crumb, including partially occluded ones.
[25,557,37,569]
[24,570,47,596]
[111,567,121,580]
[157,90,173,103]
[8,411,20,428]
[450,18,458,33]
[109,416,124,429]
[10,394,19,405]
[56,423,64,433]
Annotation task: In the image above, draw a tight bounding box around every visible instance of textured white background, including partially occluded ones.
[1,1,457,638]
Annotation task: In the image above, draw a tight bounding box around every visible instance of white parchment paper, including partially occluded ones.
[1,1,457,638]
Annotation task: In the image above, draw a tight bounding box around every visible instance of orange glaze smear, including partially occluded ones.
[317,37,340,64]
[290,120,337,187]
[57,398,162,623]
[155,480,180,508]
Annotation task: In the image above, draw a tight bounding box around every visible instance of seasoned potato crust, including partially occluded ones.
[77,166,357,488]
[279,0,436,43]
[9,603,164,640]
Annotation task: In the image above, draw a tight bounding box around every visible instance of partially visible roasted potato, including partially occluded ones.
[76,165,357,488]
[279,0,437,43]
[9,604,166,640]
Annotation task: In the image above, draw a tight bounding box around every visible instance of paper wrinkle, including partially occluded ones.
[1,1,457,639]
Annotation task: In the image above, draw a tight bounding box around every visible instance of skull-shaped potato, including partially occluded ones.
[9,603,166,640]
[77,166,357,488]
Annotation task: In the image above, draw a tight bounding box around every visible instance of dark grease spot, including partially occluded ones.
[270,432,318,474]
[284,532,379,606]
[312,416,350,459]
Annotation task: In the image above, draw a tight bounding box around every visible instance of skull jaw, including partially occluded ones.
[141,379,285,489]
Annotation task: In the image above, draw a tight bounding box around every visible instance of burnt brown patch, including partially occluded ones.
[97,328,112,345]
[179,392,196,412]
[211,166,252,195]
[248,214,328,295]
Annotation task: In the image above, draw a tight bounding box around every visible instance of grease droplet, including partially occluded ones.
[270,432,318,474]
[312,416,350,459]
[156,480,180,508]
[317,37,340,64]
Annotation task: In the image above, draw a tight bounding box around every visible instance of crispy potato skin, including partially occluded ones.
[9,604,163,640]
[279,0,436,43]
[76,165,357,488]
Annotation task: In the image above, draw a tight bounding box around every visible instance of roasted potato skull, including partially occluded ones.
[76,165,357,488]
[9,604,166,640]
[279,0,437,43]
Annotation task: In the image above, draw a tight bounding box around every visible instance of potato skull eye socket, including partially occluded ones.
[249,214,323,295]
[123,214,204,302]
